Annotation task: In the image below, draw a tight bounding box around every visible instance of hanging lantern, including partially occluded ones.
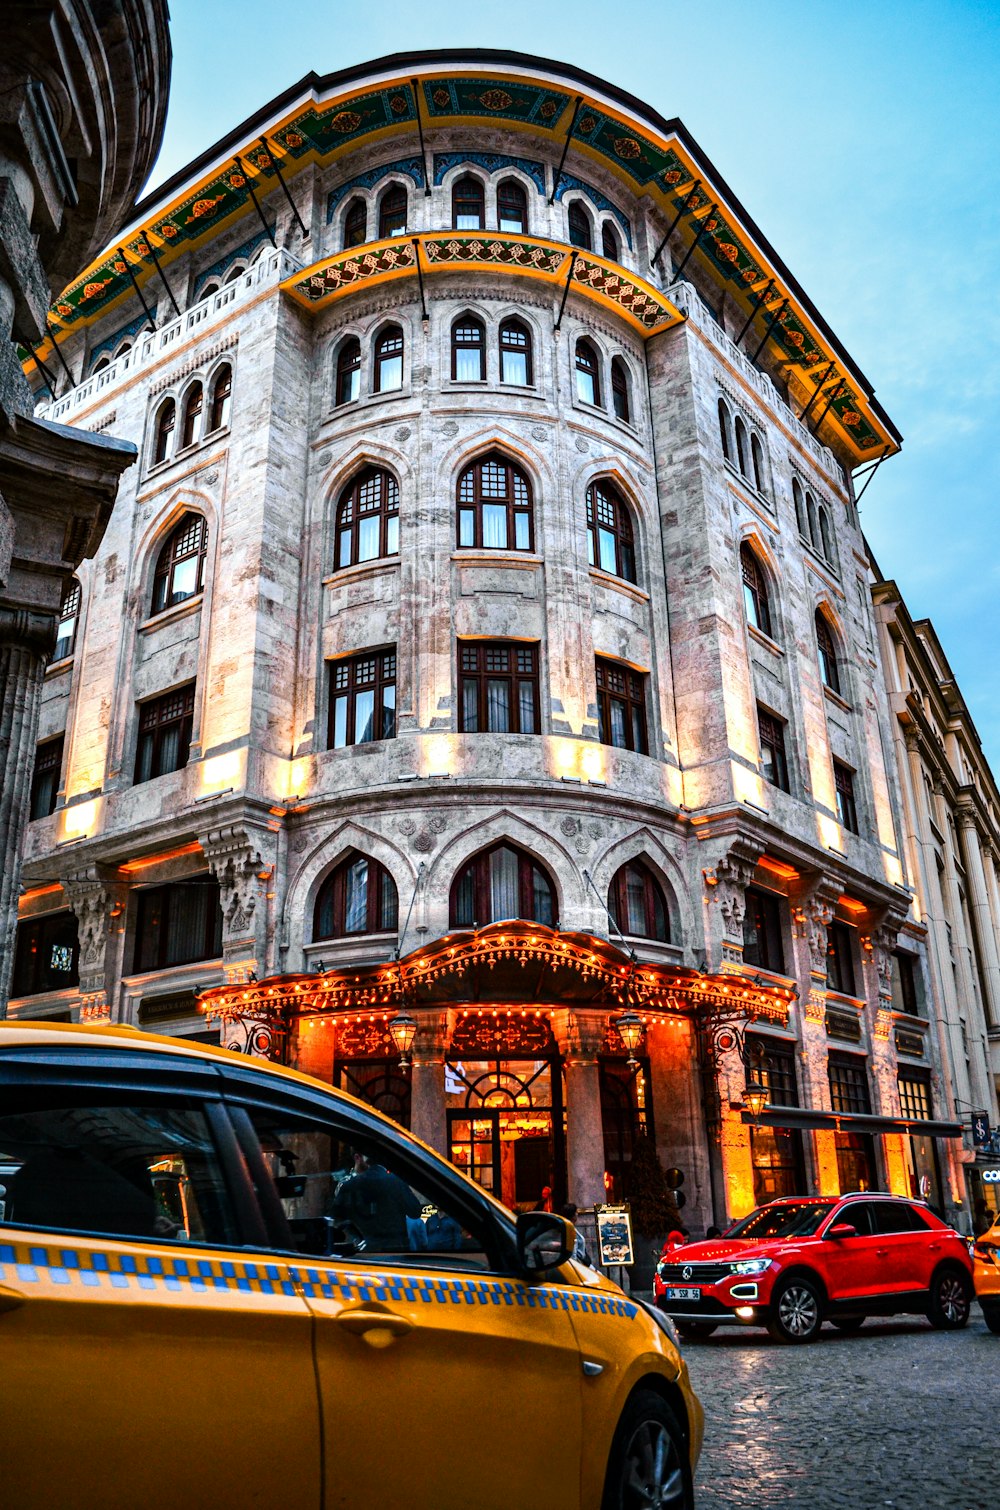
[613,1011,643,1069]
[388,1011,418,1069]
[743,1079,769,1122]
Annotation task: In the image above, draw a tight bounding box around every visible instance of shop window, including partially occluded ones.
[834,759,859,833]
[611,357,631,422]
[152,398,175,465]
[378,185,407,239]
[314,852,399,939]
[746,1042,805,1206]
[747,1034,799,1107]
[816,611,841,695]
[891,951,921,1015]
[208,364,232,432]
[742,886,785,974]
[29,735,64,821]
[133,877,223,972]
[458,640,539,734]
[567,201,593,250]
[53,579,81,661]
[451,315,486,381]
[450,842,556,928]
[336,1061,411,1127]
[757,705,790,792]
[11,911,79,997]
[596,657,648,754]
[457,454,533,552]
[608,862,670,942]
[374,325,404,393]
[334,467,399,568]
[343,197,367,248]
[575,338,601,406]
[452,174,485,230]
[740,543,773,638]
[328,649,396,749]
[152,513,208,615]
[834,1132,878,1193]
[499,319,532,385]
[828,1052,872,1115]
[180,383,203,448]
[718,397,735,463]
[135,684,195,785]
[826,920,858,996]
[601,222,620,262]
[497,179,527,234]
[586,480,636,583]
[335,338,361,405]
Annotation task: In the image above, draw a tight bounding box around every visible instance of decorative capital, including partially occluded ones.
[0,606,58,660]
[804,989,827,1023]
[873,1008,893,1040]
[200,825,275,945]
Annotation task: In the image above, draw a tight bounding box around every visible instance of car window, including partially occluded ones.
[0,1092,237,1246]
[727,1202,836,1239]
[834,1202,876,1236]
[236,1105,501,1272]
[872,1201,930,1234]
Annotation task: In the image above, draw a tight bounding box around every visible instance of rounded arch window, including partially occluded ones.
[223,263,245,285]
[740,542,773,638]
[567,200,593,250]
[378,185,407,239]
[575,338,601,406]
[497,178,527,234]
[609,861,671,942]
[343,197,367,248]
[601,221,621,262]
[335,337,361,406]
[452,174,485,230]
[451,314,485,382]
[152,512,208,615]
[586,480,636,583]
[200,281,220,300]
[450,842,557,929]
[816,610,841,695]
[180,383,203,449]
[208,364,232,432]
[314,851,399,939]
[499,318,532,385]
[374,325,404,393]
[53,579,81,661]
[335,467,399,568]
[718,397,734,463]
[152,397,175,465]
[611,357,631,422]
[457,453,533,552]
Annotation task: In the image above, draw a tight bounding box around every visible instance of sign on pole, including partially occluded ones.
[595,1203,634,1267]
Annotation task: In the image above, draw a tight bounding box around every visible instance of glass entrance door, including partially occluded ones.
[446,1058,562,1212]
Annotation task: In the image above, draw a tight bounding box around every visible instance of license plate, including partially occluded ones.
[664,1287,701,1301]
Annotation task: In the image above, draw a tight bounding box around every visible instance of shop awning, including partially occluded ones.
[741,1107,963,1139]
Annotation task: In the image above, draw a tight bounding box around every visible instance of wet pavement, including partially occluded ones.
[686,1311,997,1510]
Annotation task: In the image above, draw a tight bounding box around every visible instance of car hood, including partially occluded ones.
[660,1238,805,1264]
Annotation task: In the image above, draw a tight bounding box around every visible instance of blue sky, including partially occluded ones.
[149,1,1000,767]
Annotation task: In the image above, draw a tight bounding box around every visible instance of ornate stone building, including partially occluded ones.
[9,51,972,1234]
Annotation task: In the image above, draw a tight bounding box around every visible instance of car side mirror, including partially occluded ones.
[826,1222,858,1240]
[516,1212,574,1275]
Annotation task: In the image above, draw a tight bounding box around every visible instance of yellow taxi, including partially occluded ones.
[0,1022,702,1509]
[974,1209,1000,1333]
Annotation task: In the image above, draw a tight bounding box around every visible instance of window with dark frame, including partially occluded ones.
[334,467,399,569]
[601,221,621,261]
[611,357,630,422]
[747,1034,799,1106]
[343,197,367,248]
[458,641,539,735]
[816,611,841,695]
[11,911,79,997]
[152,513,208,615]
[575,339,601,406]
[336,338,361,405]
[596,656,648,754]
[133,877,223,973]
[757,705,790,792]
[53,580,80,661]
[834,759,859,833]
[378,185,407,238]
[826,920,858,996]
[718,398,734,463]
[898,1069,933,1122]
[374,325,404,393]
[828,1052,873,1115]
[742,886,786,974]
[152,398,175,465]
[586,480,636,583]
[567,201,592,250]
[135,684,195,785]
[450,842,556,928]
[29,735,64,821]
[452,174,485,230]
[328,649,397,749]
[451,316,486,381]
[457,455,533,553]
[314,851,399,938]
[892,951,921,1015]
[497,179,527,234]
[740,543,772,638]
[608,861,670,942]
[180,384,203,448]
[207,364,232,432]
[499,319,532,385]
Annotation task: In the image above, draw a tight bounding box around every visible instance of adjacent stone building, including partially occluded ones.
[10,50,977,1233]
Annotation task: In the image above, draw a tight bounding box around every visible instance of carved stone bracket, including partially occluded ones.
[704,844,762,943]
[62,864,128,1006]
[200,825,275,957]
[804,989,827,1024]
[863,922,899,1002]
[550,1006,609,1061]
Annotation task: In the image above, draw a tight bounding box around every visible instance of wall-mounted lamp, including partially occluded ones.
[388,1011,418,1070]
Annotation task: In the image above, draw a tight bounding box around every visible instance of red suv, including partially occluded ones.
[654,1194,974,1343]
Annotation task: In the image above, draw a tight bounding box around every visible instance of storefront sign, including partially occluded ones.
[983,1169,1000,1183]
[596,1203,634,1266]
[971,1112,990,1148]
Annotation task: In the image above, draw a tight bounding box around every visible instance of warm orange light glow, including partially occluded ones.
[422,733,457,778]
[816,814,843,853]
[18,883,63,904]
[838,895,867,916]
[732,762,767,811]
[757,856,799,880]
[883,1134,909,1196]
[201,750,244,794]
[60,799,99,843]
[545,736,607,785]
[121,842,203,873]
[813,1130,841,1197]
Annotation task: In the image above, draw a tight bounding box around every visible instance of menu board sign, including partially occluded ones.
[595,1203,634,1266]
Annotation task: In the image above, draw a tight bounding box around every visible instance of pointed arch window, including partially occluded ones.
[568,201,593,250]
[451,315,486,381]
[378,185,407,239]
[457,453,533,552]
[152,398,175,465]
[180,383,203,449]
[601,222,621,262]
[735,415,750,478]
[208,364,232,432]
[793,478,807,536]
[200,281,220,301]
[152,513,208,614]
[718,397,734,463]
[343,197,367,248]
[452,174,485,230]
[750,432,767,494]
[740,543,772,638]
[575,339,601,406]
[335,467,399,568]
[374,325,404,393]
[497,179,527,234]
[806,492,818,547]
[53,580,81,661]
[818,505,834,564]
[93,354,111,374]
[499,318,532,385]
[224,263,245,285]
[586,480,636,583]
[609,862,670,942]
[611,357,631,422]
[450,843,556,929]
[314,852,399,939]
[816,611,841,695]
[336,337,361,405]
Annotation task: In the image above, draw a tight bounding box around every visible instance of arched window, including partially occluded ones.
[93,354,110,374]
[718,397,734,463]
[180,383,203,449]
[750,432,767,494]
[335,467,399,568]
[735,415,750,478]
[152,513,208,615]
[223,263,245,285]
[378,185,407,239]
[497,179,527,234]
[452,174,485,230]
[115,341,133,360]
[793,478,807,536]
[374,325,404,393]
[587,480,636,583]
[816,611,841,695]
[567,201,593,250]
[601,222,620,262]
[314,852,398,939]
[609,862,671,942]
[451,315,486,381]
[575,339,601,406]
[457,453,533,552]
[499,318,532,385]
[343,197,367,248]
[611,357,631,422]
[200,281,220,300]
[806,491,818,548]
[53,580,81,661]
[335,337,361,405]
[208,364,232,432]
[818,505,834,563]
[450,843,556,929]
[152,398,175,465]
[740,543,772,638]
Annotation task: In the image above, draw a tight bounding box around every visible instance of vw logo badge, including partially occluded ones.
[682,1265,693,1280]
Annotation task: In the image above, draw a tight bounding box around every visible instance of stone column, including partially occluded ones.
[702,846,761,971]
[957,809,1000,1035]
[551,1008,609,1214]
[864,920,909,1194]
[62,865,129,1023]
[199,823,278,986]
[410,1010,450,1157]
[790,883,839,1194]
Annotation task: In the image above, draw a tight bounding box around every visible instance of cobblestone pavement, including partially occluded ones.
[686,1312,997,1510]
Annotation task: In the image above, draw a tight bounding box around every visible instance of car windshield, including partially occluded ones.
[726,1202,836,1240]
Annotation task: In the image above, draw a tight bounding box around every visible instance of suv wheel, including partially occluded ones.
[927,1268,972,1330]
[981,1302,1000,1335]
[602,1389,692,1510]
[767,1276,823,1344]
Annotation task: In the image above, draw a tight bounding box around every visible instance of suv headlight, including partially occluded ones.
[729,1258,772,1276]
[636,1297,682,1351]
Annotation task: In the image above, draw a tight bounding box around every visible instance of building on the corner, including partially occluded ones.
[10,49,980,1236]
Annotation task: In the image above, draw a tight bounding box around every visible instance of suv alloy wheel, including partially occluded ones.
[767,1275,823,1344]
[927,1268,972,1330]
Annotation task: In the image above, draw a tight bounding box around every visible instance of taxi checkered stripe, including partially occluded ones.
[0,1241,637,1317]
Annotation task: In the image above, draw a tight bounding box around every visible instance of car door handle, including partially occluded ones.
[335,1307,414,1347]
[876,1248,889,1258]
[928,1243,941,1252]
[0,1286,26,1315]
